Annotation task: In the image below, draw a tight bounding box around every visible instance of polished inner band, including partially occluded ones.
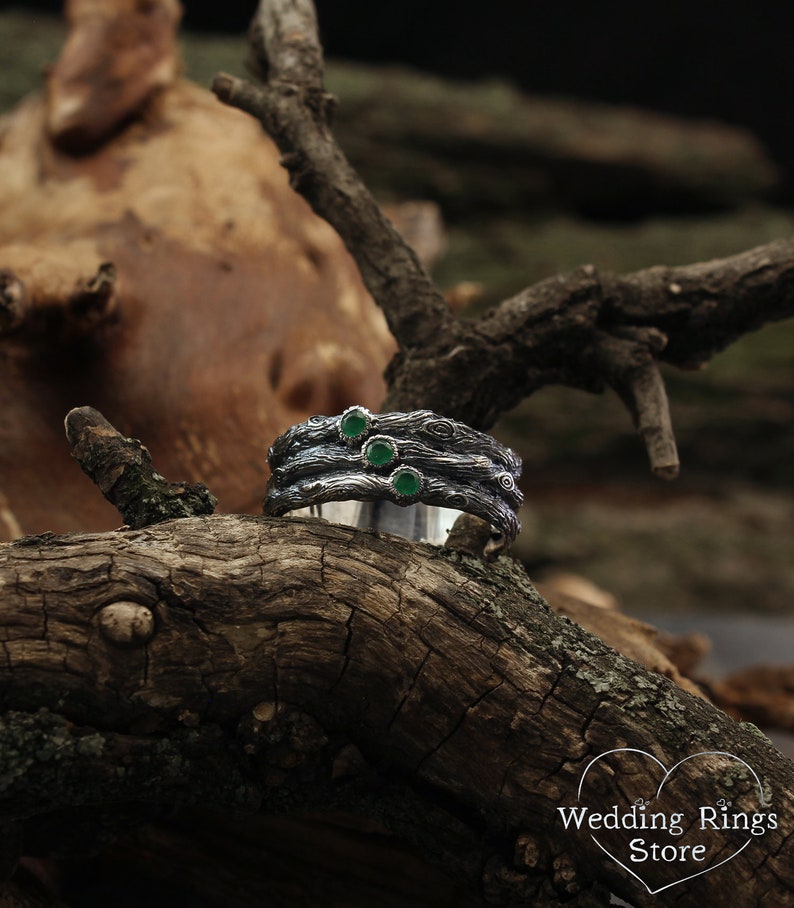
[264,405,523,543]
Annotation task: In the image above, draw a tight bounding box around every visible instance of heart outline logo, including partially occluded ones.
[577,748,767,895]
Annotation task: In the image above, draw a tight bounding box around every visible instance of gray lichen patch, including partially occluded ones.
[0,707,105,796]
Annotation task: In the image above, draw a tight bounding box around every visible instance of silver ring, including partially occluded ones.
[264,405,523,544]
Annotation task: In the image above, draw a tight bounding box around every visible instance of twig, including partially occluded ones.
[212,1,454,353]
[591,328,679,477]
[624,363,679,478]
[64,407,217,528]
[212,0,794,476]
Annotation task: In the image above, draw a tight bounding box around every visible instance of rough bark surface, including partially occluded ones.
[64,406,217,529]
[0,515,791,906]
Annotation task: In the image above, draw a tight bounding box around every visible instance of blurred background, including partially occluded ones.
[1,1,792,721]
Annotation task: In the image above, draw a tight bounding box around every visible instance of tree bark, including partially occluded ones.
[0,515,791,906]
[1,2,792,905]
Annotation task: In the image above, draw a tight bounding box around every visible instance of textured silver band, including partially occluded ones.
[264,405,523,544]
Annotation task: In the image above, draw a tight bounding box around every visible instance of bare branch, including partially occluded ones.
[64,407,217,528]
[593,329,679,477]
[247,0,324,86]
[212,1,455,353]
[385,237,794,434]
[211,1,794,479]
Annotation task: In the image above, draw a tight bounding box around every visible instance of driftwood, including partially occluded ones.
[0,0,401,542]
[1,1,793,906]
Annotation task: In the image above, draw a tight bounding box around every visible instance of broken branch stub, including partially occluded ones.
[64,406,217,529]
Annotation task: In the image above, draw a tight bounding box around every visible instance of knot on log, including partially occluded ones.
[0,257,117,338]
[0,268,25,333]
[97,601,155,648]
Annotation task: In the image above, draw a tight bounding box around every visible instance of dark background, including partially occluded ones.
[11,0,794,196]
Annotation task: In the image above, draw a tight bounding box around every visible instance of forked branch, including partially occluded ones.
[212,0,794,479]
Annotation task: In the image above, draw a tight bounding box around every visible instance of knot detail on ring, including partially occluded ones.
[264,406,523,544]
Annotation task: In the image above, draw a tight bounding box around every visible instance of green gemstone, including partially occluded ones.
[340,408,368,438]
[365,438,396,466]
[392,468,421,497]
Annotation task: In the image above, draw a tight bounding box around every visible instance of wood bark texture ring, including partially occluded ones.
[264,405,523,544]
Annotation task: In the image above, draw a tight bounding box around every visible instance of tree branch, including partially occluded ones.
[212,0,794,478]
[64,407,217,529]
[0,515,791,905]
[212,0,454,354]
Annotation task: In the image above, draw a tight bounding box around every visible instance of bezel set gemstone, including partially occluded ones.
[364,435,398,467]
[391,466,423,498]
[339,405,371,441]
[265,405,522,544]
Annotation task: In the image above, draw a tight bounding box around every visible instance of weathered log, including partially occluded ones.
[0,515,791,906]
[97,809,480,907]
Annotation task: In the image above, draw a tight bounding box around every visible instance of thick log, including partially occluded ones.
[0,515,791,906]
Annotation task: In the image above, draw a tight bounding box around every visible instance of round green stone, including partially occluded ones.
[365,438,396,466]
[392,468,422,497]
[340,408,368,438]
